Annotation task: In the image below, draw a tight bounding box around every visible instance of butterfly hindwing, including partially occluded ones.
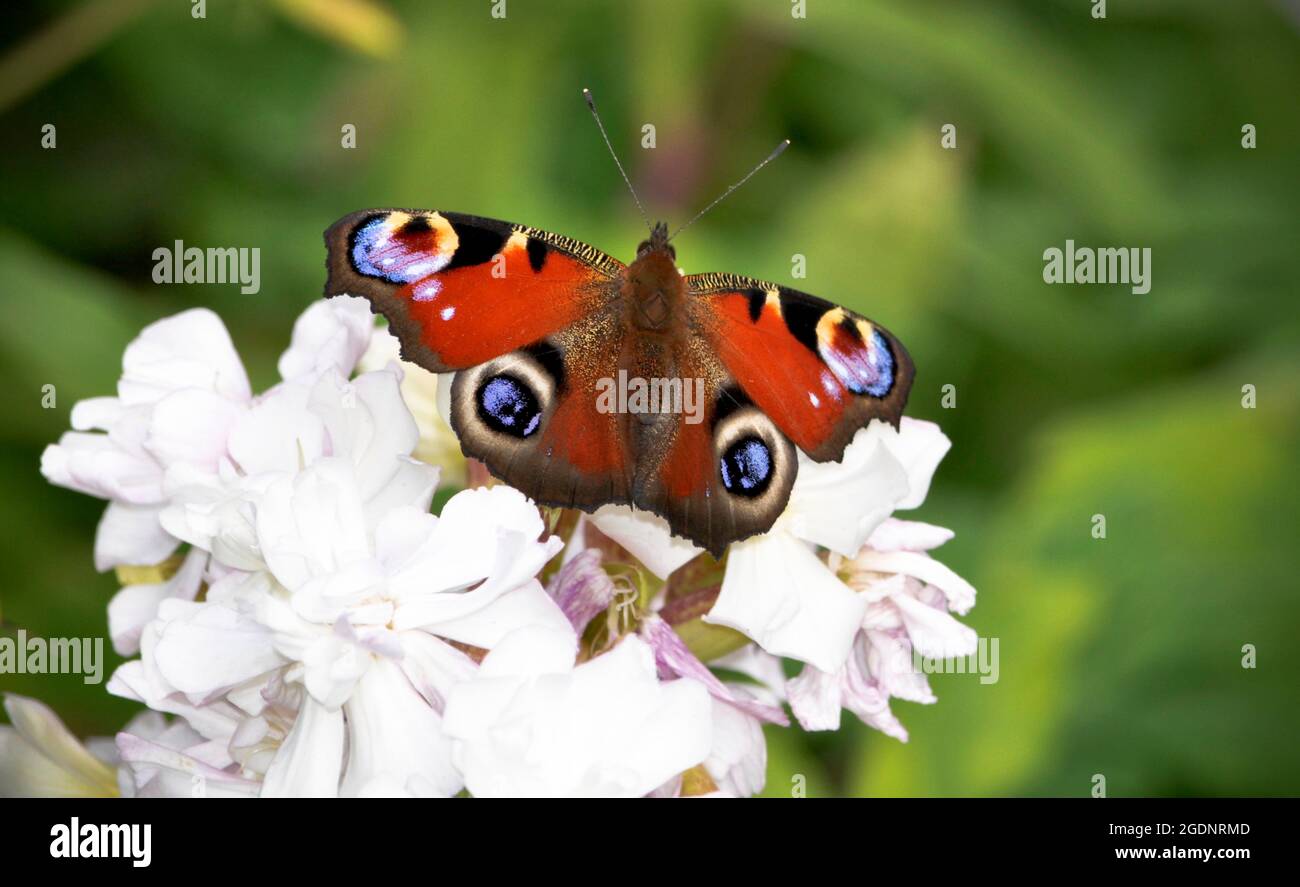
[448,309,634,510]
[324,209,624,371]
[686,273,915,463]
[631,362,798,558]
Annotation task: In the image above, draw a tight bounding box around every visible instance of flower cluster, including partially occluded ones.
[3,296,976,797]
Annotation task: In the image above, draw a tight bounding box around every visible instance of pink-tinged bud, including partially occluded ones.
[546,549,615,634]
[639,615,788,726]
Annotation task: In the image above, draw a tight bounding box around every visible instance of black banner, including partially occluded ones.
[5,798,1284,871]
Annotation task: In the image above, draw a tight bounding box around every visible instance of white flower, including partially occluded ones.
[698,692,769,797]
[0,693,255,800]
[594,418,953,673]
[106,547,208,656]
[40,308,251,570]
[119,457,565,797]
[587,506,702,579]
[42,297,376,655]
[158,365,429,571]
[116,708,260,798]
[278,296,374,382]
[787,517,977,740]
[638,614,787,726]
[707,419,951,672]
[82,298,565,796]
[443,626,713,797]
[358,327,466,486]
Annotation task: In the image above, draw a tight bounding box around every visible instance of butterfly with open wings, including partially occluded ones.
[322,97,914,558]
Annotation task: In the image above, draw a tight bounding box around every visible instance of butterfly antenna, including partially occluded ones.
[669,138,791,241]
[583,88,653,233]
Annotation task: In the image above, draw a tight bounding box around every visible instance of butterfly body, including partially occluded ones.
[325,209,913,556]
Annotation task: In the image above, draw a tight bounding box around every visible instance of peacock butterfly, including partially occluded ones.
[322,93,914,557]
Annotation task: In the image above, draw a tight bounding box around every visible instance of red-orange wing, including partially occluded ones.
[686,273,914,462]
[324,209,624,371]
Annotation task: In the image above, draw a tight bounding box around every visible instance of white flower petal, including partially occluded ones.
[226,382,324,477]
[444,633,711,798]
[430,579,573,651]
[372,506,438,570]
[702,693,768,797]
[866,518,955,552]
[885,418,951,510]
[588,506,702,579]
[298,631,373,709]
[143,388,243,470]
[115,732,258,798]
[853,549,976,614]
[639,615,788,726]
[786,664,846,732]
[108,546,207,655]
[788,427,911,557]
[390,487,561,628]
[842,666,909,742]
[864,629,934,703]
[152,600,283,695]
[310,368,420,500]
[712,645,789,707]
[291,558,386,624]
[340,658,461,798]
[277,296,374,383]
[707,531,867,672]
[397,631,478,711]
[159,465,269,571]
[42,430,162,505]
[856,572,910,608]
[118,308,251,406]
[105,661,243,743]
[261,695,344,798]
[477,624,577,679]
[399,487,533,594]
[362,458,440,532]
[891,593,979,659]
[69,396,123,431]
[93,501,176,572]
[0,695,118,797]
[256,458,372,592]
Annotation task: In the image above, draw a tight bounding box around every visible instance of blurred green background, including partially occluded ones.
[1,0,1297,797]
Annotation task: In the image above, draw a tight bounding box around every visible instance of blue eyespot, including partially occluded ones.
[351,215,445,284]
[822,326,896,398]
[477,375,542,438]
[720,437,773,498]
[861,329,895,397]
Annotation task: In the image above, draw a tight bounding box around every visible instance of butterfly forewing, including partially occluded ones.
[324,209,624,372]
